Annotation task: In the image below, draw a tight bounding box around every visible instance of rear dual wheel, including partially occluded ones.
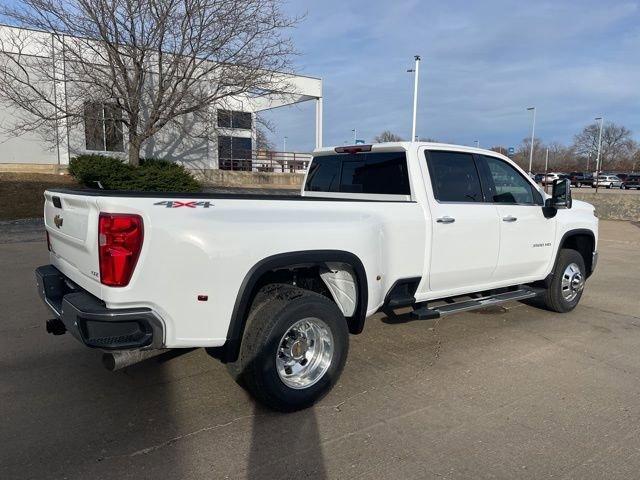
[227,284,349,412]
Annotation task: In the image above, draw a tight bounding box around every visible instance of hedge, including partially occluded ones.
[68,155,201,192]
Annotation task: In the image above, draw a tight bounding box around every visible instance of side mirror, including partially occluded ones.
[551,178,572,209]
[543,178,572,218]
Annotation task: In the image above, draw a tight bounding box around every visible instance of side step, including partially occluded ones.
[411,287,541,320]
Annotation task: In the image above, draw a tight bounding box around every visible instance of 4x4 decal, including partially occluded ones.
[154,200,213,208]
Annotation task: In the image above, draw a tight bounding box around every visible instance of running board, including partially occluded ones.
[411,288,541,320]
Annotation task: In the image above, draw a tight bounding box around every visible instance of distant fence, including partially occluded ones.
[218,151,311,173]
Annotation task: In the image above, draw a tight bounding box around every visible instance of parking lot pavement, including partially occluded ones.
[1,220,640,480]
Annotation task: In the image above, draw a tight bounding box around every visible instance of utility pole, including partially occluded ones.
[407,55,421,141]
[595,117,604,193]
[527,106,536,175]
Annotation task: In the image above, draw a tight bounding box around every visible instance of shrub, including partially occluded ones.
[68,155,201,192]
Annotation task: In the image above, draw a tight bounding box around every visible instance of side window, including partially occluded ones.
[481,156,535,204]
[426,151,483,202]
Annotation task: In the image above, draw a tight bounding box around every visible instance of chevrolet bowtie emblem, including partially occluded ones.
[53,215,63,228]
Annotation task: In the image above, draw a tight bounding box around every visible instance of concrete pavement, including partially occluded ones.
[1,220,639,479]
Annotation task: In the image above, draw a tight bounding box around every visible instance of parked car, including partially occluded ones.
[621,174,640,190]
[36,142,599,411]
[569,172,594,188]
[541,172,563,185]
[595,175,623,189]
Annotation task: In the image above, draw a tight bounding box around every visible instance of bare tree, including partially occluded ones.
[0,0,298,165]
[512,137,545,172]
[255,114,275,151]
[573,121,635,171]
[374,130,404,143]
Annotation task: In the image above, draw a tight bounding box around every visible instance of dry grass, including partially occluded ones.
[0,173,78,220]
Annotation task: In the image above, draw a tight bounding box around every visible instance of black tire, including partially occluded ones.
[541,249,586,313]
[227,283,348,412]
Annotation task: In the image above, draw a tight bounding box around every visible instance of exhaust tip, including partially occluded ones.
[46,318,66,336]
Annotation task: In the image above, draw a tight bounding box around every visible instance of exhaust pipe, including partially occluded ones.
[46,318,67,336]
[102,349,169,371]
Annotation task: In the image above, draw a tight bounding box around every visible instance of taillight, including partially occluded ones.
[98,213,144,287]
[46,231,51,252]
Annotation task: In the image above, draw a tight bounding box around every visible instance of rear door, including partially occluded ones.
[476,155,556,281]
[423,150,500,292]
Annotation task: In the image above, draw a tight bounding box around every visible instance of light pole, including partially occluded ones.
[352,128,357,144]
[407,55,421,141]
[527,107,536,175]
[283,136,287,153]
[544,147,550,193]
[595,117,604,193]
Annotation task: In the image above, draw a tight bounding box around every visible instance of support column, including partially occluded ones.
[315,97,323,149]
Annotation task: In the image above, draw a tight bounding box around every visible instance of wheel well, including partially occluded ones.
[561,232,594,277]
[208,250,368,363]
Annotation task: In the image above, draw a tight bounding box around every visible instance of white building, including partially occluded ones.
[0,25,323,172]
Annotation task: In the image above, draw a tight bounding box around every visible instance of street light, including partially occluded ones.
[595,117,604,193]
[352,128,357,144]
[527,107,536,175]
[407,55,421,141]
[544,147,550,193]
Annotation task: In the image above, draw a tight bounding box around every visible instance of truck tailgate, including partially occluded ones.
[44,191,102,298]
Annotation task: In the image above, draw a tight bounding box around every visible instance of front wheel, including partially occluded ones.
[227,284,349,412]
[541,249,586,313]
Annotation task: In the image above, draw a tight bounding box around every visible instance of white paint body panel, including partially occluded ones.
[43,142,598,348]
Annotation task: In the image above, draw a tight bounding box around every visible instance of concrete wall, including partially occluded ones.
[573,191,640,221]
[199,169,303,187]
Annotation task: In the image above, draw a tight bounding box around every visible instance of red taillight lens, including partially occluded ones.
[98,213,144,287]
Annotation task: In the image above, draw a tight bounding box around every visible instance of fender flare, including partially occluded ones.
[542,228,596,286]
[217,250,369,362]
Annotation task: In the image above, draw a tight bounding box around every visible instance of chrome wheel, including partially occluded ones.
[561,262,584,302]
[276,317,334,389]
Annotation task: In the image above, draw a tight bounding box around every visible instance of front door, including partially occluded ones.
[477,155,556,281]
[424,150,500,292]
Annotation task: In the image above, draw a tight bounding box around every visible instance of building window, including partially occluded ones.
[84,102,124,152]
[217,110,252,130]
[218,135,253,170]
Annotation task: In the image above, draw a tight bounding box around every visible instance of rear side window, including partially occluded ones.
[305,152,410,195]
[426,151,483,202]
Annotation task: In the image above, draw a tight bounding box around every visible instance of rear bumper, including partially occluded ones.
[35,265,164,350]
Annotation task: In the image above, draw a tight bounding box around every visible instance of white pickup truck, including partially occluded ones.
[36,142,598,411]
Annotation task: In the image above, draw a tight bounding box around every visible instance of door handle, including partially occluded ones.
[502,216,518,222]
[436,216,455,224]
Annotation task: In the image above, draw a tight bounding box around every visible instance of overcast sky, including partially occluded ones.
[262,0,640,152]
